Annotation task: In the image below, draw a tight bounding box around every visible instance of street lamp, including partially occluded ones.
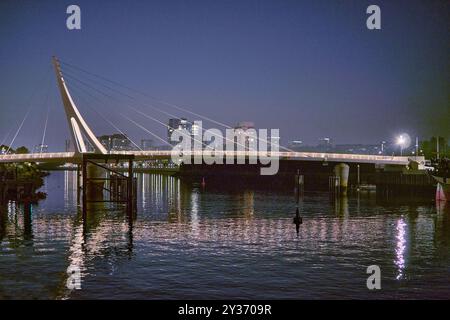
[396,135,407,156]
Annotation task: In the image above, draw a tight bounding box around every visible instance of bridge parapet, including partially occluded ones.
[0,151,424,166]
[0,152,77,163]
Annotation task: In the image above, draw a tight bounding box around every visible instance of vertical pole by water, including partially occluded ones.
[76,164,81,204]
[82,157,87,221]
[415,137,419,158]
[127,159,133,219]
[436,136,440,160]
[357,164,360,188]
[293,169,303,234]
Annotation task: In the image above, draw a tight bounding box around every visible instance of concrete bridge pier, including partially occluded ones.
[86,163,106,200]
[333,163,350,195]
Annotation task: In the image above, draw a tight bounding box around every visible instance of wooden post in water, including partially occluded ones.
[357,164,360,190]
[295,169,304,204]
[293,169,303,235]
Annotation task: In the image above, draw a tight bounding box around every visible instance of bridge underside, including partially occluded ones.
[179,159,378,190]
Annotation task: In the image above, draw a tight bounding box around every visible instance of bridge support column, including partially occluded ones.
[334,163,349,195]
[86,163,106,199]
[81,154,136,221]
[76,164,81,204]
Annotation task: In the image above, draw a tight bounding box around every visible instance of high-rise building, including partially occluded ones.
[98,134,132,151]
[317,137,333,152]
[168,118,192,145]
[233,121,256,151]
[140,139,154,151]
[318,137,332,146]
[288,140,303,150]
[33,144,48,153]
[191,122,202,149]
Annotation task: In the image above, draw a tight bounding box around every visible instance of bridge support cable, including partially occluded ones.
[61,69,199,128]
[71,80,180,151]
[67,81,165,150]
[6,108,32,154]
[60,68,242,150]
[69,85,143,151]
[62,72,204,148]
[61,70,251,151]
[121,114,172,147]
[40,104,50,153]
[39,76,53,153]
[68,79,171,149]
[59,60,294,152]
[52,57,107,154]
[6,67,53,154]
[1,126,14,148]
[61,70,189,127]
[59,60,232,128]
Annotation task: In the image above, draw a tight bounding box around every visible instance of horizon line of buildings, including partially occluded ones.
[49,117,447,157]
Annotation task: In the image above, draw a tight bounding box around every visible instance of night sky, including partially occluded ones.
[0,0,448,151]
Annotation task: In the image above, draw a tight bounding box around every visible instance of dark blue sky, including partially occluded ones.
[0,0,448,151]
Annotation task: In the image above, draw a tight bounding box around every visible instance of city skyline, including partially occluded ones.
[1,0,449,302]
[0,0,448,152]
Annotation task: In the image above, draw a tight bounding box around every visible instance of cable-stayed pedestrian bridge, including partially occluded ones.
[0,150,420,166]
[0,56,424,168]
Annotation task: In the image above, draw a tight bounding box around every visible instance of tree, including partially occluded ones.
[15,146,29,154]
[0,145,13,154]
[420,137,449,159]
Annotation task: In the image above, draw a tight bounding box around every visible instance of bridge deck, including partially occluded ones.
[0,151,423,165]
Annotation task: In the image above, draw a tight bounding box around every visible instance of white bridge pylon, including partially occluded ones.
[52,56,107,155]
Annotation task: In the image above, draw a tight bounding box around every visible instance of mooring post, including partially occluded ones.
[293,169,303,234]
[76,164,81,204]
[295,169,304,204]
[357,164,360,189]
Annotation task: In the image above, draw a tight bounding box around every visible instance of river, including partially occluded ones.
[0,171,448,299]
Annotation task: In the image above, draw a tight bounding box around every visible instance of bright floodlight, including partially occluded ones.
[396,133,411,156]
[397,135,406,146]
[396,133,411,148]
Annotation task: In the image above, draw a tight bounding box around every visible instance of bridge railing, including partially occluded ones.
[113,150,421,164]
[0,150,424,165]
[0,152,76,162]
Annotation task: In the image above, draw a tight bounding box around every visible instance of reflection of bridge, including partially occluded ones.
[0,56,424,168]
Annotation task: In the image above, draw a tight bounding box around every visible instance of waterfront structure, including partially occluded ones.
[233,121,256,151]
[98,134,132,151]
[334,144,381,155]
[140,139,154,151]
[288,140,303,150]
[52,57,107,155]
[168,118,192,145]
[33,144,48,153]
[0,57,428,186]
[318,137,333,152]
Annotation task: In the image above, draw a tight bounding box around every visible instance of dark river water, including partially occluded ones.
[0,171,449,299]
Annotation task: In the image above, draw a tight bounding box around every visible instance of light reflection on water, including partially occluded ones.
[0,171,449,299]
[395,218,407,280]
